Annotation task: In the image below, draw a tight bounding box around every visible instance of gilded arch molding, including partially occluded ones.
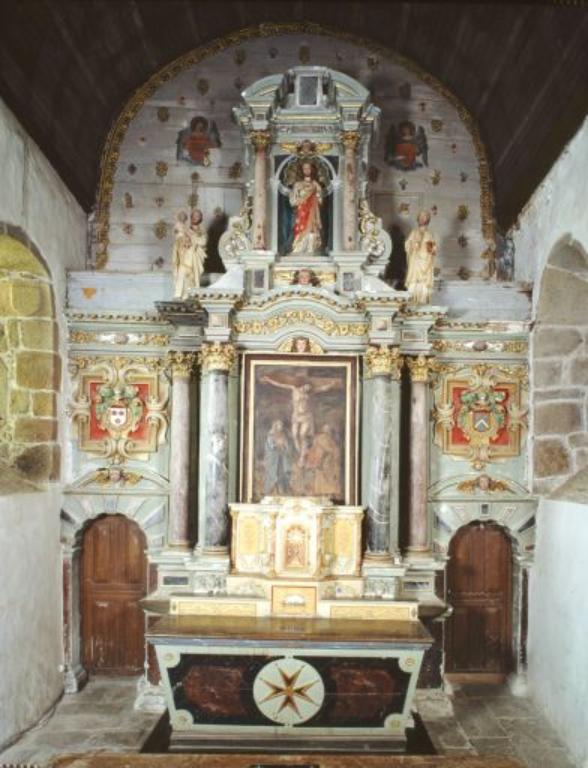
[94,22,495,269]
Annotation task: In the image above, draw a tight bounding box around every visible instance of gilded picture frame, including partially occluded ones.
[241,354,358,504]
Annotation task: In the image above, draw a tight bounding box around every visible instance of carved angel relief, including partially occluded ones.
[432,364,528,469]
[68,356,169,463]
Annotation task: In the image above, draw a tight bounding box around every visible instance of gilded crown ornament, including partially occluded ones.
[364,346,403,379]
[406,354,431,382]
[201,342,237,373]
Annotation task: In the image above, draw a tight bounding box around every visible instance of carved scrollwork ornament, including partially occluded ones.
[358,198,390,261]
[167,350,198,378]
[364,345,403,379]
[218,197,252,265]
[201,342,237,373]
[406,355,431,382]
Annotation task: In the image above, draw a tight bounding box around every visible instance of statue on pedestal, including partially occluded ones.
[288,160,323,255]
[405,210,437,305]
[172,209,207,299]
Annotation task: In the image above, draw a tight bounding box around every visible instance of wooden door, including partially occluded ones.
[81,514,147,674]
[446,522,513,677]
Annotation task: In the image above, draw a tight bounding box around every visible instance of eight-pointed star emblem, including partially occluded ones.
[253,658,325,725]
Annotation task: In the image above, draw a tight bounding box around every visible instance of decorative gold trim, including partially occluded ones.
[431,338,528,354]
[406,355,431,382]
[67,311,164,323]
[167,350,198,377]
[201,342,237,373]
[279,141,333,156]
[364,345,403,379]
[69,330,170,347]
[234,310,369,337]
[94,23,495,268]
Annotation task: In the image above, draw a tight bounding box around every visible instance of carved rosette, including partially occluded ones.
[364,345,403,379]
[406,355,432,383]
[340,130,361,153]
[249,130,272,153]
[201,342,237,373]
[167,350,198,378]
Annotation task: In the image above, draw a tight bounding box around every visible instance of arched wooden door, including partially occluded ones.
[81,514,147,674]
[446,521,513,679]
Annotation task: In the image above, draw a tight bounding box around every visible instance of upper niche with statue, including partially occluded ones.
[216,66,396,298]
[233,67,383,260]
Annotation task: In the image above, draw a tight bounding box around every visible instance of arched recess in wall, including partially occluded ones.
[91,23,496,281]
[533,236,588,503]
[0,228,60,493]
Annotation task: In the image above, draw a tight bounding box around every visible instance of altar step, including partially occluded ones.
[169,592,419,621]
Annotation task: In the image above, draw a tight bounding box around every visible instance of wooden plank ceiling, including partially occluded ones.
[0,1,586,230]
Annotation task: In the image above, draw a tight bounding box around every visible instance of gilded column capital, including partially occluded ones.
[167,350,198,378]
[406,354,432,383]
[364,345,403,380]
[249,130,272,152]
[340,130,361,153]
[201,342,237,373]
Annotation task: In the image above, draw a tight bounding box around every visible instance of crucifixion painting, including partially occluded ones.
[242,356,357,504]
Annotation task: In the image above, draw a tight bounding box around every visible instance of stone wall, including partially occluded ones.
[514,118,588,767]
[533,239,588,498]
[0,234,60,488]
[0,97,86,749]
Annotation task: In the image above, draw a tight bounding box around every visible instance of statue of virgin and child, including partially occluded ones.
[171,208,207,300]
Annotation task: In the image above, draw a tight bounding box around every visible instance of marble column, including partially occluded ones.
[167,351,197,549]
[341,131,361,251]
[197,342,236,555]
[250,130,271,250]
[406,355,431,555]
[364,346,404,560]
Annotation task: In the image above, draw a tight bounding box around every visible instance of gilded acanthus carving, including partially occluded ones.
[432,363,528,469]
[201,342,237,373]
[364,345,403,379]
[406,355,431,382]
[167,350,198,378]
[68,356,169,463]
[234,310,369,338]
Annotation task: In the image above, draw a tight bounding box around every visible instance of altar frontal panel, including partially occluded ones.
[241,354,358,505]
